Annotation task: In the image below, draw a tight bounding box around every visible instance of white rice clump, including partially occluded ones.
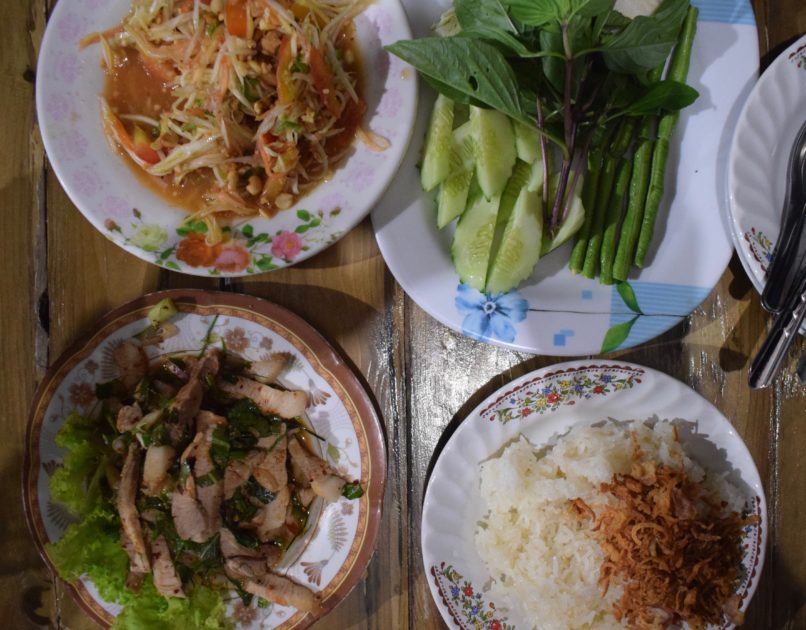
[474,420,745,630]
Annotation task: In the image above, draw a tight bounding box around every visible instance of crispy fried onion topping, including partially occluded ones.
[569,435,758,630]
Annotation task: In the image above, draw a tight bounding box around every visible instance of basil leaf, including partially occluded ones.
[503,0,563,25]
[617,80,698,116]
[386,38,526,123]
[574,0,615,18]
[454,0,533,56]
[601,0,689,74]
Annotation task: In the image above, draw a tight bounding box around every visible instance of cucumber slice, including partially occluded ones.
[527,157,544,193]
[514,120,541,164]
[437,170,474,228]
[470,106,516,199]
[421,94,455,191]
[448,122,475,175]
[497,160,534,228]
[542,188,586,254]
[486,186,543,294]
[436,123,477,228]
[452,178,502,290]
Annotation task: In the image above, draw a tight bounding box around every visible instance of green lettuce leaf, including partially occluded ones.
[51,411,108,516]
[113,581,232,630]
[47,412,232,629]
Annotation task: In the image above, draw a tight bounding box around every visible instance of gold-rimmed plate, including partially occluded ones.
[23,289,386,628]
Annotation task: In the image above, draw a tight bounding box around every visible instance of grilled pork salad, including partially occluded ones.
[47,300,362,628]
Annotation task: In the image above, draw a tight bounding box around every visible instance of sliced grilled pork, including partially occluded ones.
[217,376,308,418]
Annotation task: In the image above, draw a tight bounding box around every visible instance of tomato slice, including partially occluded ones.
[276,37,298,105]
[132,126,161,164]
[226,0,248,38]
[309,47,340,116]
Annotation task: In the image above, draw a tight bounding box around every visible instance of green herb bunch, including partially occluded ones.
[388,0,699,283]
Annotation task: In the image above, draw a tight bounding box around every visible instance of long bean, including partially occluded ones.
[612,66,664,281]
[582,120,635,279]
[569,143,606,274]
[634,5,698,268]
[600,157,633,285]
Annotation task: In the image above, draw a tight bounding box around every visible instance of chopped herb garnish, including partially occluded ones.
[342,482,364,500]
[290,56,309,74]
[95,379,123,399]
[198,315,219,357]
[196,470,221,487]
[227,576,254,606]
[246,475,275,504]
[210,425,231,469]
[223,487,258,527]
[243,76,260,102]
[181,122,197,133]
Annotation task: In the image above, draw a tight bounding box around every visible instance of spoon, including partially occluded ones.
[749,265,806,388]
[761,119,806,313]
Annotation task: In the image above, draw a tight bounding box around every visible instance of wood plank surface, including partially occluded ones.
[1,0,804,629]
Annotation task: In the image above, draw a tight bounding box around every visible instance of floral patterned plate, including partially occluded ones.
[727,32,806,327]
[36,0,416,276]
[373,0,758,355]
[23,290,386,629]
[421,360,766,630]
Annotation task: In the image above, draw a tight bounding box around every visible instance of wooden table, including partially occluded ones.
[3,1,806,628]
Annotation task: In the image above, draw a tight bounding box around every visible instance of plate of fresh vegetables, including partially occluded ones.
[23,290,385,629]
[372,0,758,355]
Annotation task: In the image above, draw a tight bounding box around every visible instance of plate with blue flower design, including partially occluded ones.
[372,0,758,355]
[421,360,766,630]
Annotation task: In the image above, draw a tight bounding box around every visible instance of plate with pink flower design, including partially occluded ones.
[36,0,416,276]
[727,33,806,314]
[24,289,386,629]
[373,0,759,355]
[421,360,766,630]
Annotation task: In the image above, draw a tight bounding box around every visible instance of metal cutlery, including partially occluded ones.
[761,119,806,313]
[750,265,806,388]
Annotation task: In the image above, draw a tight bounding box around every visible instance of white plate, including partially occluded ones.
[373,0,758,355]
[421,360,766,630]
[728,34,806,297]
[24,290,386,629]
[36,0,416,276]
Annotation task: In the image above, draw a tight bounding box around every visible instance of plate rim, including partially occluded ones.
[35,0,418,277]
[726,32,806,296]
[420,358,768,630]
[22,288,387,629]
[373,7,759,356]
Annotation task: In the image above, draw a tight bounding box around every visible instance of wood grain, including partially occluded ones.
[2,0,805,629]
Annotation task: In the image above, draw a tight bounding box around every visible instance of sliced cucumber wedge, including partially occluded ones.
[542,187,586,254]
[452,178,501,290]
[527,157,544,193]
[421,94,455,191]
[436,123,476,228]
[497,160,534,229]
[514,120,541,164]
[437,170,474,228]
[486,186,543,294]
[470,106,516,199]
[449,122,475,174]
